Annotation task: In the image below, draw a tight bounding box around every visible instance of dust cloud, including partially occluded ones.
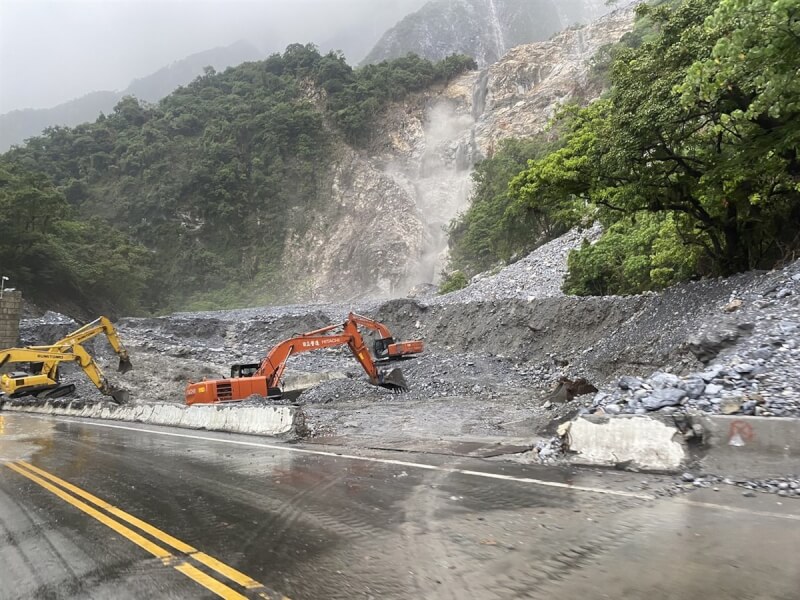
[401,100,481,291]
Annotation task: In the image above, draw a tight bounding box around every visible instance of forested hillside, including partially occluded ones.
[0,41,262,152]
[1,45,474,315]
[446,0,799,295]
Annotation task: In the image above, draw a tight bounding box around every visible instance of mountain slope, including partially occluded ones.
[362,0,611,67]
[1,6,637,314]
[1,47,474,312]
[0,41,261,151]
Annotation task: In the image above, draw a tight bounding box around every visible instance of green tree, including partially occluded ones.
[2,46,474,312]
[0,161,153,314]
[508,0,800,295]
[448,135,565,275]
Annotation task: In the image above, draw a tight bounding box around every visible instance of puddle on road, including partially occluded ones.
[0,414,56,462]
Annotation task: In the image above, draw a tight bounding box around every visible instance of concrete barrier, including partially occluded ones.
[691,415,800,478]
[0,400,302,437]
[563,414,687,472]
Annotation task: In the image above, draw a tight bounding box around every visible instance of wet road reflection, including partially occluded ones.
[0,414,798,599]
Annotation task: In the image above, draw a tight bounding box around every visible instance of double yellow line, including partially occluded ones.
[5,461,288,600]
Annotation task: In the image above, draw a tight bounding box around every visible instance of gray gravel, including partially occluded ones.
[588,263,800,418]
[430,224,603,304]
[666,474,800,499]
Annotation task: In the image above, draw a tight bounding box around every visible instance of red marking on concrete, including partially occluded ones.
[728,420,755,444]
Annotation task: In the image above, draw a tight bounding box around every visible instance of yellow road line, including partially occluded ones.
[192,552,265,590]
[5,462,172,561]
[6,461,277,599]
[174,563,248,600]
[18,460,266,591]
[20,461,194,552]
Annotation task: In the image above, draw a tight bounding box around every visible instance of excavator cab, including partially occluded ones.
[373,337,394,360]
[230,363,260,378]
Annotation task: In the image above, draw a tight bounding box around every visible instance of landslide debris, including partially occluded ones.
[12,226,800,443]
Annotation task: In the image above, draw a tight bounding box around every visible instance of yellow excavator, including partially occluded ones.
[0,317,132,404]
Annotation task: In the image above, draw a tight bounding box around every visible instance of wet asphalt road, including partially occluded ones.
[0,413,798,600]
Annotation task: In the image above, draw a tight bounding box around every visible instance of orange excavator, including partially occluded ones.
[185,317,410,405]
[346,312,423,361]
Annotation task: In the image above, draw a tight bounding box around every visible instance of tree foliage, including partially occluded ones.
[507,0,800,295]
[3,46,475,312]
[447,135,566,276]
[0,161,151,315]
[438,270,469,294]
[564,213,701,295]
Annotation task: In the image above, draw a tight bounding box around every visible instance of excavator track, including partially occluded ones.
[42,384,77,399]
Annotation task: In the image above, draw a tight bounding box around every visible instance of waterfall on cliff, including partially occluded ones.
[486,0,507,61]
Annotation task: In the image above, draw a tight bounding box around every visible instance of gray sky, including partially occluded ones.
[0,0,427,113]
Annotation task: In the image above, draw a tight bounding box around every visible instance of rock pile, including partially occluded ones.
[433,224,602,304]
[588,266,800,418]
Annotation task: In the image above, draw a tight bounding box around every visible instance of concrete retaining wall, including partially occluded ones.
[0,400,302,437]
[692,415,800,478]
[563,414,687,472]
[0,291,22,349]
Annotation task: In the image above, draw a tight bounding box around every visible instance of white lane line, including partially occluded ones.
[676,498,800,521]
[47,417,655,500]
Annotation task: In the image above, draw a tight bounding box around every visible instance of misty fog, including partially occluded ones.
[0,0,428,113]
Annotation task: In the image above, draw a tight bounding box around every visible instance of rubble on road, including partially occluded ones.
[666,474,800,499]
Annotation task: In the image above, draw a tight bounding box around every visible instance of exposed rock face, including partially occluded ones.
[363,0,612,68]
[284,5,636,301]
[281,147,424,300]
[473,7,636,151]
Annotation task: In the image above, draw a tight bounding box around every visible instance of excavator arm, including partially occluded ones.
[255,320,391,388]
[45,316,132,375]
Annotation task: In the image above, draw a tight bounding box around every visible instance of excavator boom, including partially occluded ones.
[0,345,129,404]
[46,316,132,374]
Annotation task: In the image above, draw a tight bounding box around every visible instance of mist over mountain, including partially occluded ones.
[0,41,261,151]
[362,0,612,67]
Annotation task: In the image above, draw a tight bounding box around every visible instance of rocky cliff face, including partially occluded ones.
[362,0,611,67]
[283,6,636,302]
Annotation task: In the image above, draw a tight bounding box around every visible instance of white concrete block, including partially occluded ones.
[566,415,686,472]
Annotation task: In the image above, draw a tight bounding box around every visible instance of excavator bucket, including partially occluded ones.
[118,356,133,374]
[110,388,130,405]
[378,368,409,392]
